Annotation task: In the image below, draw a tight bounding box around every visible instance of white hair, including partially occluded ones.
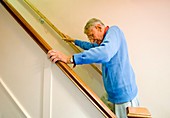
[84,18,105,34]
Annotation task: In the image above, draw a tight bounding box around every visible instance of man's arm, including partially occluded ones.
[63,35,99,50]
[74,40,99,50]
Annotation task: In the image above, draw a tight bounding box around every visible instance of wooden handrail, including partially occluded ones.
[23,0,102,75]
[1,0,115,117]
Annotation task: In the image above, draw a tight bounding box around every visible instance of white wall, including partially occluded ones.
[29,0,170,118]
[0,4,105,118]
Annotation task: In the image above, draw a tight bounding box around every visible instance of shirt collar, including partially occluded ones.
[103,26,109,38]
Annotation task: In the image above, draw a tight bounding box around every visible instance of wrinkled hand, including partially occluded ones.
[62,35,75,42]
[47,50,69,63]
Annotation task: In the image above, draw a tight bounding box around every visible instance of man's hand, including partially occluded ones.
[47,50,71,63]
[62,35,75,42]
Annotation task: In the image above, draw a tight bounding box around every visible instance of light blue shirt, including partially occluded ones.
[73,26,138,103]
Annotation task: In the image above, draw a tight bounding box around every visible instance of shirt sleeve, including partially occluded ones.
[74,40,99,50]
[73,26,122,65]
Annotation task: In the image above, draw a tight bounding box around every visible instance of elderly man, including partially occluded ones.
[47,18,139,118]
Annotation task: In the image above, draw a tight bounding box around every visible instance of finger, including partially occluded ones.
[62,38,67,41]
[49,55,56,62]
[50,55,57,61]
[49,49,57,53]
[49,55,59,63]
[47,52,54,58]
[47,50,57,58]
[48,49,57,54]
[47,52,52,58]
[65,35,70,39]
[62,38,70,42]
[52,58,59,63]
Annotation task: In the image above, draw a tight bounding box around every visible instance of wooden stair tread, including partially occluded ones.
[127,107,152,118]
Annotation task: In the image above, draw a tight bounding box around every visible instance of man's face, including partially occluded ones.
[86,26,104,45]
